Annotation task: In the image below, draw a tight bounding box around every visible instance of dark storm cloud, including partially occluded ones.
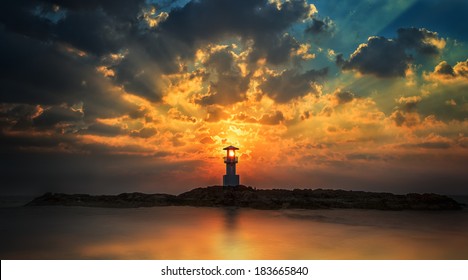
[32,105,83,129]
[0,123,156,156]
[337,28,444,77]
[81,123,124,137]
[337,36,410,78]
[198,46,250,105]
[0,0,162,105]
[42,0,146,20]
[160,0,314,65]
[111,53,167,102]
[333,90,355,105]
[396,27,442,55]
[389,110,420,127]
[248,33,301,65]
[204,47,237,75]
[0,104,39,130]
[0,27,137,121]
[305,17,335,35]
[0,0,145,50]
[160,0,311,43]
[0,129,76,152]
[55,9,129,56]
[0,1,53,41]
[51,1,177,101]
[201,74,250,105]
[260,68,328,103]
[0,29,95,105]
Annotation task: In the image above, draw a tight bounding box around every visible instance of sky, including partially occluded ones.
[1,0,467,195]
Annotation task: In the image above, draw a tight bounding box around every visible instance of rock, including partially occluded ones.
[25,186,464,210]
[25,192,179,208]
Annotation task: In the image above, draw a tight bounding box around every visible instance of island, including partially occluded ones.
[25,185,464,210]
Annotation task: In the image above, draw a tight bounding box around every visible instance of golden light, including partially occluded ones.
[228,150,235,157]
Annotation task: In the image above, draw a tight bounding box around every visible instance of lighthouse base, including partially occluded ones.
[223,175,240,186]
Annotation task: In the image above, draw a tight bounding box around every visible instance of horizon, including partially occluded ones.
[1,0,467,196]
[4,185,468,197]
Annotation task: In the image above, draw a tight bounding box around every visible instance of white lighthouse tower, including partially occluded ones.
[223,145,240,186]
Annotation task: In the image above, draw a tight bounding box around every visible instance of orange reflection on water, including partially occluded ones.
[78,207,260,259]
[72,207,468,260]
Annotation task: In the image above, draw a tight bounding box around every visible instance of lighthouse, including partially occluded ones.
[223,146,240,186]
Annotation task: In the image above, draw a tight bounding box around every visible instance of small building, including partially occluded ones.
[223,146,240,186]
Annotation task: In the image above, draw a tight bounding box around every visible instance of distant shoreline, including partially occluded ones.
[25,185,465,211]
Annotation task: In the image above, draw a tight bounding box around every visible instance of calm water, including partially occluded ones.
[1,200,467,259]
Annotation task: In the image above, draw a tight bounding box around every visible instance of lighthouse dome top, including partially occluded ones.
[223,145,239,150]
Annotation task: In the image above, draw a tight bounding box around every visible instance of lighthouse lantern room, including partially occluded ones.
[223,146,240,186]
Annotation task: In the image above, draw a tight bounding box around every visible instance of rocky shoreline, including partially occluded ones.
[25,185,464,210]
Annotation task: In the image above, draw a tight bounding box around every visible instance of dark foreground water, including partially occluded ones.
[1,197,467,259]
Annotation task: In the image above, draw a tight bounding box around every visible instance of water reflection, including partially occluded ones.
[1,206,468,259]
[223,207,239,232]
[220,207,251,259]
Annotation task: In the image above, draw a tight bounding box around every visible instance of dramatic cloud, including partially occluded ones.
[305,17,335,35]
[159,0,315,59]
[82,123,124,137]
[260,68,328,102]
[333,90,355,105]
[337,28,445,77]
[32,105,83,130]
[424,59,468,82]
[396,27,445,55]
[197,46,250,105]
[390,110,420,127]
[397,96,422,112]
[337,36,410,77]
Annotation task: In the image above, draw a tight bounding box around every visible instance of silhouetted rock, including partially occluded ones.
[26,192,179,208]
[25,186,464,210]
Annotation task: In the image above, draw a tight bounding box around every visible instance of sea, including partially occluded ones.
[1,196,467,259]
